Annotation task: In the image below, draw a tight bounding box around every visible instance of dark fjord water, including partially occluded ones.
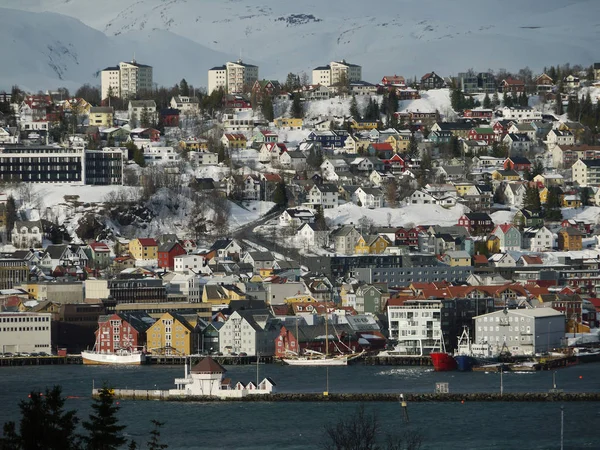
[0,363,599,449]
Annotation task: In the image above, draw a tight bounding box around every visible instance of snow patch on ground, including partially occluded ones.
[325,203,469,228]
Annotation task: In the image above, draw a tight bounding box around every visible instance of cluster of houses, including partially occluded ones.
[3,60,600,357]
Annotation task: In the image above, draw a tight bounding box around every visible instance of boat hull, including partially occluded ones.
[81,351,145,365]
[454,355,475,372]
[430,352,457,371]
[282,357,348,366]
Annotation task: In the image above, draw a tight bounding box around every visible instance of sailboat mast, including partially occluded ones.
[325,304,329,357]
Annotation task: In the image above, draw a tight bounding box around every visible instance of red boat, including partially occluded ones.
[430,352,457,371]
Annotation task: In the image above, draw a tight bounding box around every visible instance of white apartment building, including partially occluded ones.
[307,184,339,209]
[387,300,442,356]
[174,254,206,274]
[101,60,153,100]
[0,312,52,354]
[208,60,259,94]
[499,106,542,123]
[311,60,362,87]
[142,146,178,164]
[572,159,600,186]
[474,308,565,356]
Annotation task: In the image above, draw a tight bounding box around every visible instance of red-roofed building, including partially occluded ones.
[500,78,525,93]
[381,75,406,86]
[158,242,186,270]
[221,133,247,149]
[129,238,158,260]
[368,142,394,160]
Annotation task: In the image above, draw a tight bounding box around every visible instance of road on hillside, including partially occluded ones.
[231,204,307,263]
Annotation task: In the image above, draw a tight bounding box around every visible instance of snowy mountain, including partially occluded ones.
[2,0,599,91]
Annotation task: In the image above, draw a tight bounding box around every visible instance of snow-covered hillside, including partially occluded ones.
[2,0,599,91]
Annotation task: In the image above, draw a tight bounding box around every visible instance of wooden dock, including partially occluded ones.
[0,355,82,367]
[147,355,274,366]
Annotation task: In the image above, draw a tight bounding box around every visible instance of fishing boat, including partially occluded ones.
[81,332,146,365]
[453,327,497,371]
[430,334,457,371]
[81,348,146,365]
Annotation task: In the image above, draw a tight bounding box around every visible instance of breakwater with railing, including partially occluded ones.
[96,390,600,402]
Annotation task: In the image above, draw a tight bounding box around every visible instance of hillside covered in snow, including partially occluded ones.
[2,0,599,91]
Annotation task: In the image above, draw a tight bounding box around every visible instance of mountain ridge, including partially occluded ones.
[2,1,599,91]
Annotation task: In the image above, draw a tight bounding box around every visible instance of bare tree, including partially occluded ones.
[322,405,423,450]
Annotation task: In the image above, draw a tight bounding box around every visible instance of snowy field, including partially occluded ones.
[325,203,469,228]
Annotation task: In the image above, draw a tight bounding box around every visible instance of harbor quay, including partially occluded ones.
[94,390,600,403]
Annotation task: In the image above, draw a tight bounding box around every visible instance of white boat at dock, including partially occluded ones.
[81,348,146,365]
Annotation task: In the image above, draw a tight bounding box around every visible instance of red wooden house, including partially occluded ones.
[388,153,407,173]
[467,127,497,145]
[463,109,493,120]
[504,156,532,172]
[500,78,525,93]
[160,108,180,127]
[381,75,406,86]
[158,241,187,270]
[457,212,494,234]
[395,226,423,247]
[94,312,154,353]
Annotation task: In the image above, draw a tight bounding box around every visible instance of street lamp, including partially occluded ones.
[547,321,551,353]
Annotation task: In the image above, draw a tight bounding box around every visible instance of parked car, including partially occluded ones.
[39,352,49,357]
[239,352,248,357]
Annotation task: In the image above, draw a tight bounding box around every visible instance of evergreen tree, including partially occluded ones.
[217,145,227,164]
[407,134,419,158]
[0,386,81,450]
[555,96,564,116]
[483,93,491,109]
[450,136,461,158]
[349,95,360,120]
[272,182,288,207]
[290,93,303,119]
[146,421,168,450]
[5,195,17,241]
[260,95,274,122]
[567,95,579,121]
[523,184,542,212]
[545,186,563,221]
[492,91,500,109]
[450,88,464,111]
[82,387,127,450]
[531,159,544,178]
[386,90,399,124]
[140,107,152,128]
[179,79,190,97]
[580,187,591,207]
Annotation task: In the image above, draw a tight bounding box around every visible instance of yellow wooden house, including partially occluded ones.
[354,236,371,255]
[350,119,378,131]
[146,312,196,356]
[273,117,303,129]
[129,238,158,260]
[491,170,521,181]
[562,195,581,208]
[283,294,317,304]
[538,187,549,204]
[369,235,391,254]
[386,134,410,152]
[486,235,501,254]
[454,182,477,197]
[202,284,246,305]
[89,107,114,127]
[179,138,209,151]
